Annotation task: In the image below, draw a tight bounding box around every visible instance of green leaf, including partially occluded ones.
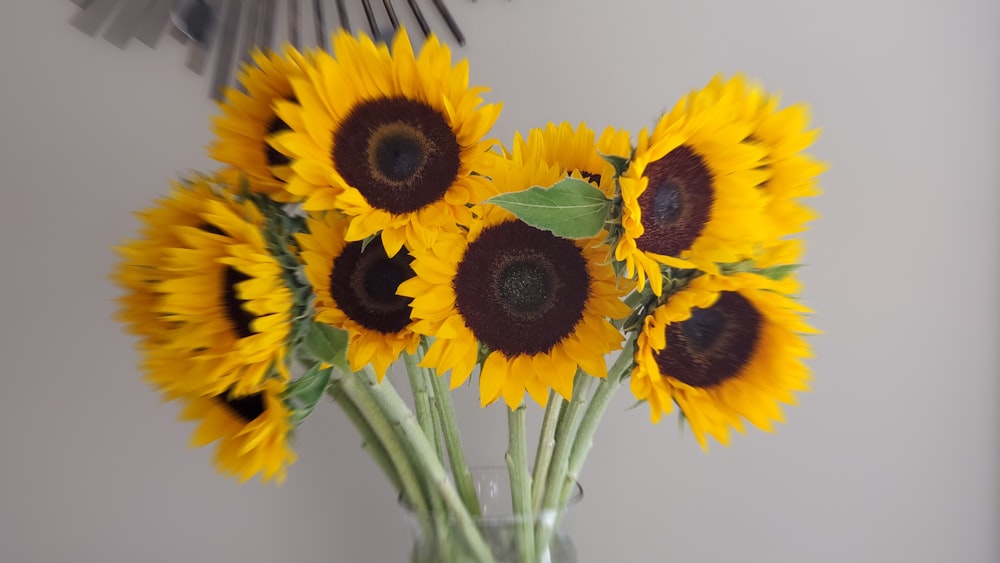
[287,364,333,425]
[304,322,350,373]
[598,151,630,177]
[758,264,801,281]
[360,233,378,253]
[287,364,332,403]
[625,399,647,411]
[485,177,612,239]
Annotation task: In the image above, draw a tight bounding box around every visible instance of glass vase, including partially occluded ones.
[403,467,581,563]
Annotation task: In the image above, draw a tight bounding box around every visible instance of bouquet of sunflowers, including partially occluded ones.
[114,27,821,563]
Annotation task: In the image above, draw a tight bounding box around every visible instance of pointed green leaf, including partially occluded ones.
[287,364,333,425]
[304,322,350,373]
[360,233,378,253]
[598,151,630,177]
[485,177,612,239]
[758,264,801,281]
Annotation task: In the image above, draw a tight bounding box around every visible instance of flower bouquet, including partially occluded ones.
[114,28,821,563]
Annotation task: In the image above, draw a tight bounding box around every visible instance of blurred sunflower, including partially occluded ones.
[179,378,297,483]
[114,178,293,397]
[615,76,772,295]
[631,272,816,448]
[271,28,502,256]
[296,213,421,379]
[399,156,630,409]
[510,122,631,198]
[209,47,313,201]
[739,75,824,243]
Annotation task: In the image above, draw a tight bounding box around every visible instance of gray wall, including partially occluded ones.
[1,1,997,562]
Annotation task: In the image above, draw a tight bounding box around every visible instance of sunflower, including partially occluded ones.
[615,76,773,296]
[114,177,293,397]
[179,378,297,483]
[631,272,816,448]
[398,156,631,409]
[296,213,421,379]
[209,47,313,201]
[510,122,631,198]
[740,76,824,243]
[270,28,502,256]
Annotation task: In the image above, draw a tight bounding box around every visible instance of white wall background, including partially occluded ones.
[1,1,998,562]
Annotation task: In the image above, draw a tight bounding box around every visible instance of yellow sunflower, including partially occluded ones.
[398,156,631,409]
[631,272,817,448]
[114,177,293,397]
[296,213,421,379]
[510,122,631,198]
[732,75,824,243]
[271,28,502,256]
[179,378,297,483]
[615,76,772,296]
[209,47,313,201]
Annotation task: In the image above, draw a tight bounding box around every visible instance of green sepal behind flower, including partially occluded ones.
[304,322,350,374]
[286,363,334,424]
[598,151,631,177]
[485,177,611,240]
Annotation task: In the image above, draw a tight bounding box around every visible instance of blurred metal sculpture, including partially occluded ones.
[68,0,470,100]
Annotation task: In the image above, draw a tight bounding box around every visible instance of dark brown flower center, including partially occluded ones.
[579,170,602,186]
[215,390,266,423]
[654,291,762,388]
[333,97,460,214]
[454,221,590,356]
[265,114,292,168]
[635,145,714,257]
[222,266,257,339]
[329,238,415,334]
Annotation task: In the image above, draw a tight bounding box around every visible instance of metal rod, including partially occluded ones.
[237,0,261,68]
[70,0,122,36]
[185,0,222,75]
[210,0,242,100]
[429,0,464,46]
[335,0,350,31]
[257,0,276,51]
[312,0,327,50]
[381,0,399,29]
[287,0,299,47]
[361,0,379,37]
[134,0,174,47]
[102,0,152,48]
[404,0,431,38]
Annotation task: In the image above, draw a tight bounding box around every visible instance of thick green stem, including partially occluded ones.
[426,382,447,462]
[357,367,496,563]
[404,350,437,458]
[337,375,429,514]
[559,338,637,505]
[419,344,481,517]
[530,391,564,512]
[535,371,594,558]
[506,404,535,563]
[328,380,403,493]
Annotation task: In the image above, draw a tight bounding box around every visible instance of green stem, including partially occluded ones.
[336,375,429,515]
[535,371,594,558]
[426,381,447,462]
[327,379,403,493]
[559,337,637,505]
[531,391,564,512]
[404,350,437,456]
[506,404,535,563]
[419,343,481,517]
[357,367,496,563]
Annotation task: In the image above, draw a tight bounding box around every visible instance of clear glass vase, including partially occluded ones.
[403,467,581,563]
